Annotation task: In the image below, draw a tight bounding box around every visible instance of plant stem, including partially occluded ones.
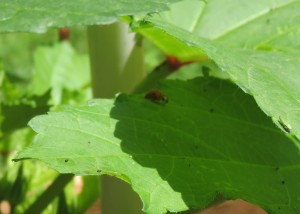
[87,22,144,213]
[24,174,73,214]
[88,22,145,98]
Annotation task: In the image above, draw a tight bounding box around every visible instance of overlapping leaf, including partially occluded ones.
[0,0,182,33]
[138,0,300,140]
[15,77,300,213]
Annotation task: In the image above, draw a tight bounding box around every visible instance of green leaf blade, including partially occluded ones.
[15,78,300,213]
[0,0,182,33]
[144,6,300,140]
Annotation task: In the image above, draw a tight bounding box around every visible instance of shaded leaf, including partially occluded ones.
[15,77,300,213]
[145,7,300,140]
[0,68,50,137]
[1,95,50,134]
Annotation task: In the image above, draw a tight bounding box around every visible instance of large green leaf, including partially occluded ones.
[145,16,300,141]
[0,0,182,33]
[14,77,300,213]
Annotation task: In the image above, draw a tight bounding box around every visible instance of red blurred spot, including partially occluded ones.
[59,28,70,41]
[166,55,194,71]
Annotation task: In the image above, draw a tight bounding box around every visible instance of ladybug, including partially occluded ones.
[145,89,168,104]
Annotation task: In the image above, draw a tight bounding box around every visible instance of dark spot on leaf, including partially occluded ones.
[88,141,91,144]
[210,108,214,113]
[278,117,291,133]
[97,169,101,173]
[188,163,191,167]
[195,145,198,149]
[202,66,210,78]
[275,167,279,171]
[281,180,285,185]
[203,88,207,92]
[64,159,69,163]
[278,207,281,210]
[266,19,270,23]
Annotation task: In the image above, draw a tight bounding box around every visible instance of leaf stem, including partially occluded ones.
[133,60,170,93]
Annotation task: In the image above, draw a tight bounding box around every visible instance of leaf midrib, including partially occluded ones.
[31,149,300,169]
[211,0,297,40]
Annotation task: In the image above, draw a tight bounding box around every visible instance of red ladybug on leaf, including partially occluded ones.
[145,89,168,104]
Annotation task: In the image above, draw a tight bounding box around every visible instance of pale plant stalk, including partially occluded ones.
[87,21,144,214]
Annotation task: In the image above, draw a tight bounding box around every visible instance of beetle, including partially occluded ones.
[145,89,168,104]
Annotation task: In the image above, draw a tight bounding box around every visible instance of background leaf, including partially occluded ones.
[15,77,300,213]
[0,0,182,33]
[29,42,91,105]
[138,0,300,57]
[0,29,97,213]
